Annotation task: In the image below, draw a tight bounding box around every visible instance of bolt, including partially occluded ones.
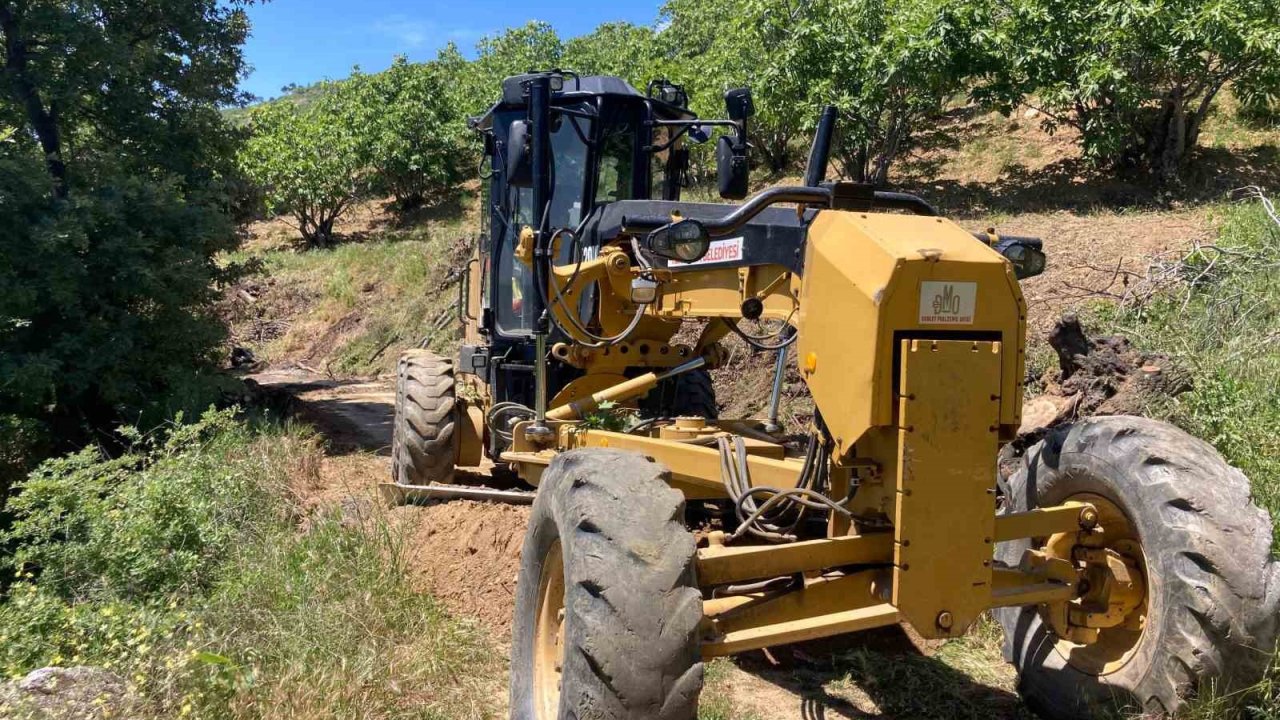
[1080,507,1099,529]
[937,611,954,630]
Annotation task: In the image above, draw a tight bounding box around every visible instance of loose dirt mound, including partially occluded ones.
[394,500,531,641]
[1025,313,1189,430]
[1005,313,1191,477]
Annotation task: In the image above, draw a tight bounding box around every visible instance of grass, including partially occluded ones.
[0,408,497,719]
[227,201,476,377]
[1199,89,1280,150]
[698,659,761,720]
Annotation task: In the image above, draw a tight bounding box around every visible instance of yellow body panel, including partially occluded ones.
[893,339,1002,637]
[796,211,1026,456]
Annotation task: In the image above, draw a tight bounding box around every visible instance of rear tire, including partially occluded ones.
[392,350,457,485]
[510,449,703,719]
[640,368,718,419]
[996,416,1278,719]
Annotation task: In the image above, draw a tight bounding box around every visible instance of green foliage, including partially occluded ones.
[4,409,284,601]
[661,0,810,173]
[0,1,251,458]
[579,401,635,432]
[344,58,467,210]
[0,408,296,711]
[0,410,495,718]
[1099,200,1280,549]
[435,22,565,122]
[661,0,976,182]
[0,149,237,433]
[563,22,669,90]
[238,93,371,248]
[796,0,982,184]
[239,57,468,243]
[972,0,1280,179]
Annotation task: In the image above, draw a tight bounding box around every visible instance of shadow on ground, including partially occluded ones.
[732,627,1036,720]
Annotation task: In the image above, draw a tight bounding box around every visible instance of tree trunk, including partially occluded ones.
[0,6,68,198]
[315,217,335,248]
[758,132,789,174]
[1143,88,1192,183]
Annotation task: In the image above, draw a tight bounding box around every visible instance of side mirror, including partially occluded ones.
[716,135,749,200]
[645,219,710,264]
[506,120,532,187]
[724,88,755,121]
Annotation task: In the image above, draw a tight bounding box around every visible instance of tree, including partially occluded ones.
[660,0,975,183]
[799,0,979,185]
[0,0,253,454]
[972,0,1280,180]
[0,0,253,198]
[661,0,810,174]
[345,58,466,210]
[443,22,564,120]
[238,92,370,247]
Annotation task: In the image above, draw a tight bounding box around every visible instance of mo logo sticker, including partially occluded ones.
[918,281,977,325]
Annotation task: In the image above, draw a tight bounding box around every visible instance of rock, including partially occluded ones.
[1024,107,1040,119]
[2,666,133,719]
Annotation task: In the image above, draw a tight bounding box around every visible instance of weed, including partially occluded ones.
[698,659,760,720]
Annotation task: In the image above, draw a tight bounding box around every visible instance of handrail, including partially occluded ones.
[621,186,832,238]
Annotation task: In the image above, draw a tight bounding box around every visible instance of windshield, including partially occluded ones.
[496,111,591,336]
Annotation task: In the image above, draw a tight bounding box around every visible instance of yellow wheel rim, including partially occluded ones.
[533,540,567,719]
[1043,492,1149,676]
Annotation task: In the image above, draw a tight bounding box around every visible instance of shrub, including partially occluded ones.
[0,409,496,718]
[3,409,290,601]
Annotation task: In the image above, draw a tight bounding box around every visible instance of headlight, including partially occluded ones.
[645,219,710,264]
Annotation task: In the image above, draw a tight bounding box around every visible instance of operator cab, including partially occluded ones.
[472,73,697,340]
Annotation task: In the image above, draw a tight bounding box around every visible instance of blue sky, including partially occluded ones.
[239,0,662,101]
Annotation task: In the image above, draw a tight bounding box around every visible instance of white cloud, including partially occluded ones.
[370,15,433,48]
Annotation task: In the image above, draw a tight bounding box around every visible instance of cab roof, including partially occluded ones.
[471,72,696,131]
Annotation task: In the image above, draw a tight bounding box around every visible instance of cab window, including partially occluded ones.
[596,119,636,204]
[495,111,591,336]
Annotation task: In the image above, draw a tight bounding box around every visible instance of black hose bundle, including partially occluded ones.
[717,424,857,543]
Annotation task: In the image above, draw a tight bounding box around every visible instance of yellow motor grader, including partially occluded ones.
[390,72,1278,719]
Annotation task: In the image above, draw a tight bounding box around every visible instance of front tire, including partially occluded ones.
[996,416,1278,719]
[510,449,704,720]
